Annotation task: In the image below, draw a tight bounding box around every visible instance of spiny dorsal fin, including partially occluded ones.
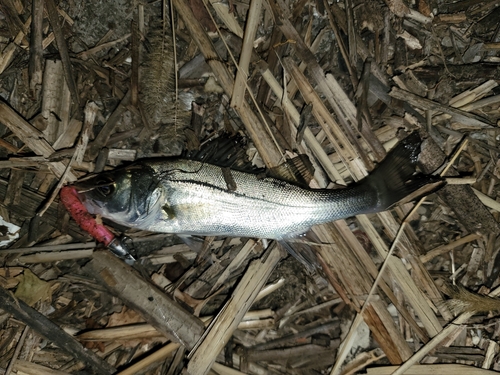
[184,134,253,170]
[185,134,315,186]
[267,155,315,186]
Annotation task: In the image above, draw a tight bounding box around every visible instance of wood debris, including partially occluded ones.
[0,0,500,374]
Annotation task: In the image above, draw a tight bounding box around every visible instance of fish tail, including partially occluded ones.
[363,133,443,211]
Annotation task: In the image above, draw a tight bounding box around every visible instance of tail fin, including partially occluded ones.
[364,133,444,211]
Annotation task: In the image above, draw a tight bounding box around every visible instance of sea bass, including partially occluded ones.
[74,133,441,240]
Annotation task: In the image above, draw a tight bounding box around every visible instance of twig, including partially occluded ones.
[5,325,29,375]
[39,102,98,216]
[44,0,79,105]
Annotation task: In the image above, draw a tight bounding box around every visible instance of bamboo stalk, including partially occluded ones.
[390,87,493,128]
[211,362,248,375]
[44,0,79,105]
[258,63,345,184]
[0,286,116,374]
[116,343,180,375]
[186,245,282,375]
[15,360,73,375]
[420,233,482,263]
[369,364,497,374]
[281,57,365,180]
[0,102,76,181]
[84,250,205,350]
[28,0,43,93]
[231,0,263,110]
[17,249,93,263]
[268,0,385,164]
[173,0,283,168]
[40,59,71,144]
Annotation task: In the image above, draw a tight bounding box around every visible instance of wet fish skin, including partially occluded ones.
[74,133,441,240]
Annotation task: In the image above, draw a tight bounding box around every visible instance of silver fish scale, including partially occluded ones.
[145,160,379,239]
[75,133,433,243]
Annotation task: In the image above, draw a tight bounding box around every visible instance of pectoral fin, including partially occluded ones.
[162,204,176,219]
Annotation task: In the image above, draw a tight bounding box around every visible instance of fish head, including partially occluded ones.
[74,164,163,228]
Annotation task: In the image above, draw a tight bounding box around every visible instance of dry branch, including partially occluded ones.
[0,102,76,181]
[173,0,283,168]
[84,250,205,350]
[186,245,281,375]
[44,0,79,105]
[0,286,116,374]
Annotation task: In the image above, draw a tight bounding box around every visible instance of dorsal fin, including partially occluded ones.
[183,134,256,170]
[184,134,315,186]
[267,155,315,186]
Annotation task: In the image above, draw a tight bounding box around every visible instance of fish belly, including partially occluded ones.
[154,181,322,239]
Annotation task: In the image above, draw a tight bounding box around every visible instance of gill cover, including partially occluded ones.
[74,164,162,227]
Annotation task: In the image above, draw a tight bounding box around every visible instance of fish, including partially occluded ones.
[73,133,443,242]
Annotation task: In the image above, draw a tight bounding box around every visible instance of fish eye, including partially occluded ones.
[95,179,115,197]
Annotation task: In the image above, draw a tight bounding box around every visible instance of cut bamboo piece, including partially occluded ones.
[367,364,497,374]
[186,245,282,375]
[29,0,43,93]
[390,286,500,375]
[0,285,116,374]
[40,60,71,144]
[208,239,258,294]
[86,90,130,160]
[44,0,79,105]
[74,102,98,164]
[84,250,205,350]
[258,63,345,184]
[17,249,93,263]
[0,18,30,74]
[77,33,132,61]
[357,215,443,337]
[173,0,283,168]
[0,102,76,181]
[15,360,72,375]
[131,22,139,107]
[231,0,262,110]
[52,118,83,150]
[208,0,243,38]
[420,233,481,264]
[473,188,500,212]
[211,362,247,375]
[116,342,180,375]
[78,309,275,342]
[449,80,498,108]
[482,340,498,369]
[280,28,328,102]
[390,87,493,128]
[281,57,365,180]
